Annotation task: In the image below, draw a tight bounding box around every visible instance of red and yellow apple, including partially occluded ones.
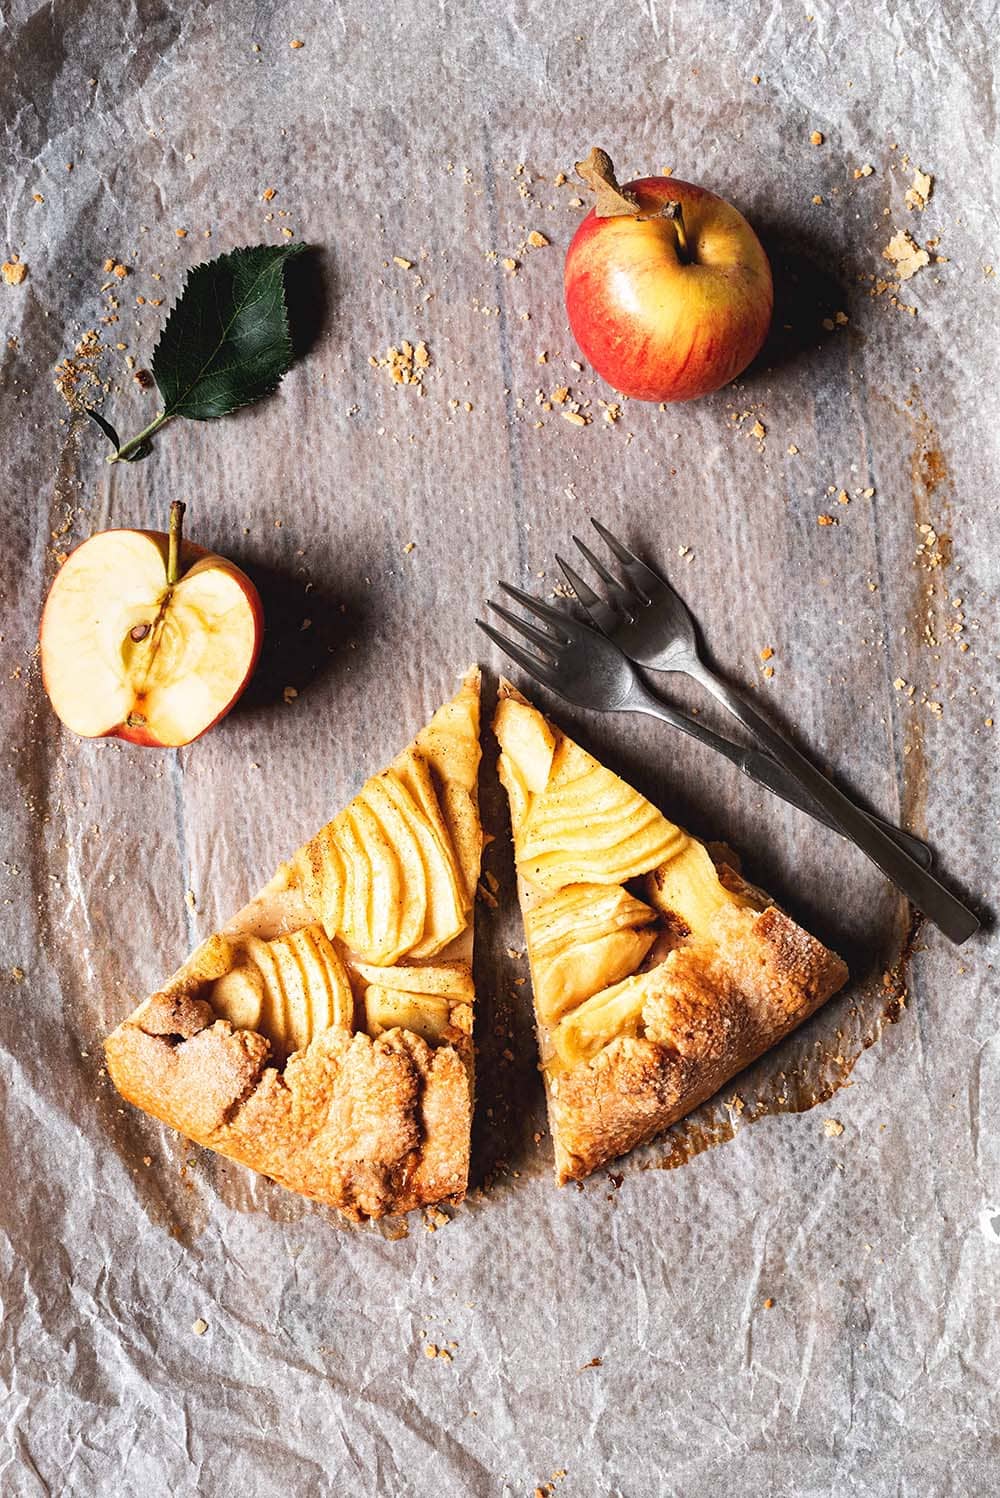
[40,502,262,747]
[564,147,773,403]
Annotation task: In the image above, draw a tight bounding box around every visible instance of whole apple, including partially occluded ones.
[564,147,773,403]
[40,502,263,748]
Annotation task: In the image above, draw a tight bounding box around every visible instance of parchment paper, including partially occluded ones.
[2,1,999,1493]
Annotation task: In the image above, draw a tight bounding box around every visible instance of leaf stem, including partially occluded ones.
[167,500,186,586]
[108,410,172,463]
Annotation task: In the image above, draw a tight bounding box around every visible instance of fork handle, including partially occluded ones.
[630,687,933,868]
[740,743,933,868]
[685,660,979,945]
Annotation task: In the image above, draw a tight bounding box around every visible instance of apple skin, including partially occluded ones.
[564,176,773,403]
[40,529,264,749]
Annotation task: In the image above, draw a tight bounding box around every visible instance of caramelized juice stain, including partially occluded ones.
[633,911,920,1176]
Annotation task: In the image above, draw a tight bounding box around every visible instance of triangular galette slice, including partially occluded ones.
[105,671,483,1222]
[494,683,848,1185]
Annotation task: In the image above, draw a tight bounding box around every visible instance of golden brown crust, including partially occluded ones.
[104,673,482,1223]
[105,1012,471,1219]
[547,902,847,1183]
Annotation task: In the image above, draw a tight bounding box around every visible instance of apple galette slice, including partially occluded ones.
[105,672,483,1222]
[494,683,848,1185]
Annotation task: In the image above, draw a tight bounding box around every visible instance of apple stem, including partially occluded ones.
[167,500,186,587]
[663,200,691,262]
[108,410,172,464]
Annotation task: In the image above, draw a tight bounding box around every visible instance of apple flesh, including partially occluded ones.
[564,165,773,403]
[40,525,262,747]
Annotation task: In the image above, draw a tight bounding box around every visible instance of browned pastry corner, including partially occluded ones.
[105,990,472,1220]
[105,672,482,1223]
[493,683,848,1184]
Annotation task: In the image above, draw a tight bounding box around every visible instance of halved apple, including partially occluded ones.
[40,503,262,748]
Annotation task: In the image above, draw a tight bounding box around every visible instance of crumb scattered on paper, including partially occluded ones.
[823,1118,845,1137]
[370,340,431,391]
[883,230,930,281]
[905,168,933,211]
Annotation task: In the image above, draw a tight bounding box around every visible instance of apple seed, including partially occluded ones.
[129,623,152,642]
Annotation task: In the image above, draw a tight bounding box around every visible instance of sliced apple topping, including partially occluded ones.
[549,966,664,1069]
[376,752,468,957]
[360,960,474,1046]
[409,674,483,902]
[209,924,353,1064]
[363,987,451,1044]
[340,782,427,964]
[351,958,475,999]
[494,694,557,832]
[517,736,685,888]
[287,674,480,969]
[526,883,658,1024]
[644,838,758,938]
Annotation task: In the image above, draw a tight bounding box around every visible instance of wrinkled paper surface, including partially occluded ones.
[2,1,999,1493]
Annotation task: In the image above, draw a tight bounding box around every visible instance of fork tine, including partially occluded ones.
[496,581,574,635]
[589,517,664,602]
[572,535,637,617]
[474,618,560,688]
[572,535,619,592]
[486,599,560,655]
[589,517,635,566]
[553,554,597,607]
[555,555,620,634]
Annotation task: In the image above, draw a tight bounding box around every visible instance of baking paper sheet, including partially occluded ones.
[2,1,999,1492]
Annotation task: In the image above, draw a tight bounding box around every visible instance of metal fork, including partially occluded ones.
[556,519,979,946]
[477,584,931,866]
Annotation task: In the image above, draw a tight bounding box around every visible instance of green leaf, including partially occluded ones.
[151,242,306,422]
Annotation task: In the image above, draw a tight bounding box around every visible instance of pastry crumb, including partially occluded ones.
[527,230,550,248]
[282,686,299,704]
[810,130,824,146]
[883,229,930,281]
[904,168,933,211]
[763,1297,775,1310]
[2,256,27,285]
[192,1318,208,1336]
[823,1118,845,1137]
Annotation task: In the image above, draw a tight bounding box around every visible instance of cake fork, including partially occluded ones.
[477,585,932,866]
[555,519,978,944]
